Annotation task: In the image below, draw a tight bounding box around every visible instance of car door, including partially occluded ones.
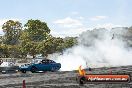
[38,60,50,71]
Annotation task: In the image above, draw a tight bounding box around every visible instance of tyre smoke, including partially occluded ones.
[54,27,132,71]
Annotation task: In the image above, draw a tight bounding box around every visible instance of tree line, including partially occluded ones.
[0,19,77,58]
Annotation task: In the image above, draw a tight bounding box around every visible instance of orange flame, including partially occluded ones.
[78,65,86,76]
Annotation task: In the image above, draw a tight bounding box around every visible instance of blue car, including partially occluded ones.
[19,59,61,73]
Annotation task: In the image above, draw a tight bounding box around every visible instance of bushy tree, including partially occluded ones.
[24,19,50,42]
[2,20,22,45]
[0,19,78,59]
[38,37,64,57]
[19,19,51,58]
[63,37,78,48]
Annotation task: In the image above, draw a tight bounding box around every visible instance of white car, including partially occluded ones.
[0,61,19,74]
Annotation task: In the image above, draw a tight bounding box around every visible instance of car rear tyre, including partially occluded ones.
[21,70,26,73]
[51,67,57,72]
[31,66,37,73]
[78,76,86,85]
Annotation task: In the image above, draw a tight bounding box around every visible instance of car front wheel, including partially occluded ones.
[31,66,37,73]
[21,69,26,73]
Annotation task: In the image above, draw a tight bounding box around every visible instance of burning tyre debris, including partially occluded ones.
[76,66,131,85]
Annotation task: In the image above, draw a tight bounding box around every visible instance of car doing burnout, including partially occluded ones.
[19,59,61,73]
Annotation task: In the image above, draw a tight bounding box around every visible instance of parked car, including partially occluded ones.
[19,59,61,73]
[0,61,19,74]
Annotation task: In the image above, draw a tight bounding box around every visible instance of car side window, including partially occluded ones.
[49,60,51,63]
[45,60,47,64]
[41,60,45,64]
[41,60,49,64]
[46,60,49,64]
[41,60,54,64]
[50,60,55,63]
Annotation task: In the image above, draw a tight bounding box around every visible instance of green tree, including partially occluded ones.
[2,20,22,45]
[63,37,77,48]
[19,34,39,58]
[0,44,9,58]
[39,37,64,57]
[19,19,51,58]
[19,31,31,58]
[24,19,50,42]
[0,35,3,44]
[8,45,21,58]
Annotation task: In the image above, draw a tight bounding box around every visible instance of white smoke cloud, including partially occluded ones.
[71,11,79,15]
[51,27,88,38]
[54,27,132,71]
[53,17,83,28]
[90,16,108,21]
[95,23,122,29]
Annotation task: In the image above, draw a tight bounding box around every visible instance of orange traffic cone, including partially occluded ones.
[23,80,26,88]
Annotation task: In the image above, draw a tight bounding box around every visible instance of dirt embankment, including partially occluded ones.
[0,66,132,88]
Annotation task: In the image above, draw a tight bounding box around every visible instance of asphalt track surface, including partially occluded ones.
[0,66,132,88]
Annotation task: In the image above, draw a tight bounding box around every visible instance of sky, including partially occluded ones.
[0,0,132,37]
